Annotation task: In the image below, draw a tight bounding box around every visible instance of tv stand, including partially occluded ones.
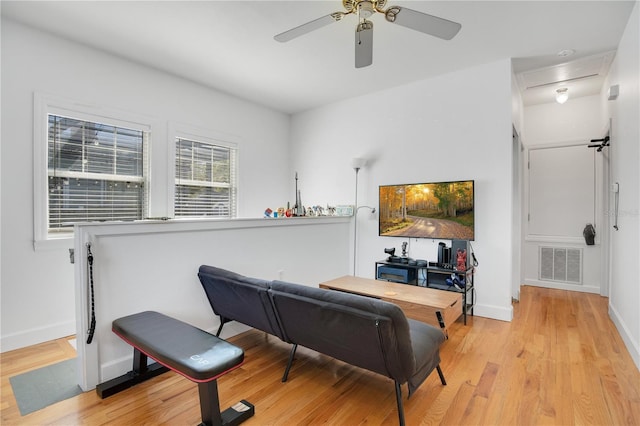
[375,260,475,324]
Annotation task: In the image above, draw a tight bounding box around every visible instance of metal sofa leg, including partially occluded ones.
[436,365,447,385]
[281,344,298,382]
[395,381,405,426]
[215,317,229,337]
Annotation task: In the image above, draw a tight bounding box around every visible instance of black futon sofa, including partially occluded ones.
[197,265,446,425]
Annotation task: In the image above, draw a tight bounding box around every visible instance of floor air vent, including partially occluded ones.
[539,247,582,284]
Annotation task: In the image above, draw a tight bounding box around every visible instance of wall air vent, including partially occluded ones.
[539,247,582,284]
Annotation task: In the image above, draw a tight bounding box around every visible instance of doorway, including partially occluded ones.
[523,140,606,294]
[512,126,523,301]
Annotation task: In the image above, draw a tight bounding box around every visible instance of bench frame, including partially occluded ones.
[96,312,254,426]
[96,348,169,398]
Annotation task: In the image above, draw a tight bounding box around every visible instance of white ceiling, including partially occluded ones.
[2,1,636,114]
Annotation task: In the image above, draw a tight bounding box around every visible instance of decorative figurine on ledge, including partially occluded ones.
[294,172,304,216]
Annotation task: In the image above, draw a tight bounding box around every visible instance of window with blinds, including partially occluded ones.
[47,114,147,233]
[174,138,236,217]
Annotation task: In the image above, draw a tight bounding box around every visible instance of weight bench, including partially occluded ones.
[96,311,254,426]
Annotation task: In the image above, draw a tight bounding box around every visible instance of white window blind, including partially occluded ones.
[174,138,237,217]
[47,114,147,233]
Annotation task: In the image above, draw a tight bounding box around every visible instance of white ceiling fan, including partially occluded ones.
[274,0,462,68]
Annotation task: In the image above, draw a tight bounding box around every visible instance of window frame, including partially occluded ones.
[167,122,240,219]
[33,93,153,249]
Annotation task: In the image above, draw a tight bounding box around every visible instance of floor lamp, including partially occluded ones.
[352,158,366,276]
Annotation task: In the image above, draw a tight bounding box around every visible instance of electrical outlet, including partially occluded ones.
[611,183,619,193]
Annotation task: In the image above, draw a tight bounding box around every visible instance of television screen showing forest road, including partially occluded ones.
[379,181,474,241]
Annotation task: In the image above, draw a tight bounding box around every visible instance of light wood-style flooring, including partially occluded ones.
[2,286,639,425]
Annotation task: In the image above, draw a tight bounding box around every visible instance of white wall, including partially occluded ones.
[604,2,639,369]
[72,217,351,390]
[290,60,516,322]
[511,67,525,301]
[524,96,605,143]
[522,96,605,294]
[1,19,292,351]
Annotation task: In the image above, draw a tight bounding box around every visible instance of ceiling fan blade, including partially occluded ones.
[385,6,461,40]
[355,20,373,68]
[274,12,344,42]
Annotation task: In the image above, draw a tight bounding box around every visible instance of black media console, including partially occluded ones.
[375,260,475,324]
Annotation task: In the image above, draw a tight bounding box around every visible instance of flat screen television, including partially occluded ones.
[379,180,474,240]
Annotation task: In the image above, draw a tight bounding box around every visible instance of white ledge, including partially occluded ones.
[75,216,352,238]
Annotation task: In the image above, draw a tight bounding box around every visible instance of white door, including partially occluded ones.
[524,143,603,293]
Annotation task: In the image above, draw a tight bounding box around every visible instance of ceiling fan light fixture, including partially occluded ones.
[556,87,569,104]
[357,1,374,19]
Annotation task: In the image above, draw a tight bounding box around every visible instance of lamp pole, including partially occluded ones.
[353,166,360,275]
[351,158,366,276]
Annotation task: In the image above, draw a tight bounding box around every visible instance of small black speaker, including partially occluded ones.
[437,242,451,265]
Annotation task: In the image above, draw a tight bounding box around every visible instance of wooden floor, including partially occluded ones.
[2,286,639,425]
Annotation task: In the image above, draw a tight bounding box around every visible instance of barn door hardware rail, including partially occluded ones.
[588,136,610,152]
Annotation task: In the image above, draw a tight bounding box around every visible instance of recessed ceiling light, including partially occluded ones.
[557,49,576,57]
[556,88,569,104]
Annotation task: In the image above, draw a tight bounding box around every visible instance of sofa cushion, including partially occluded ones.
[270,280,416,382]
[197,265,446,402]
[198,265,285,340]
[406,318,446,395]
[199,265,271,289]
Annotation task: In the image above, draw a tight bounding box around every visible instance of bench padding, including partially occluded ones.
[112,311,244,383]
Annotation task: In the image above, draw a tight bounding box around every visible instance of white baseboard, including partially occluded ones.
[473,303,514,322]
[609,304,640,372]
[524,279,600,294]
[100,355,134,386]
[1,320,75,353]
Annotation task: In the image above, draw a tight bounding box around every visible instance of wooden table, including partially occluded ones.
[319,276,463,335]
